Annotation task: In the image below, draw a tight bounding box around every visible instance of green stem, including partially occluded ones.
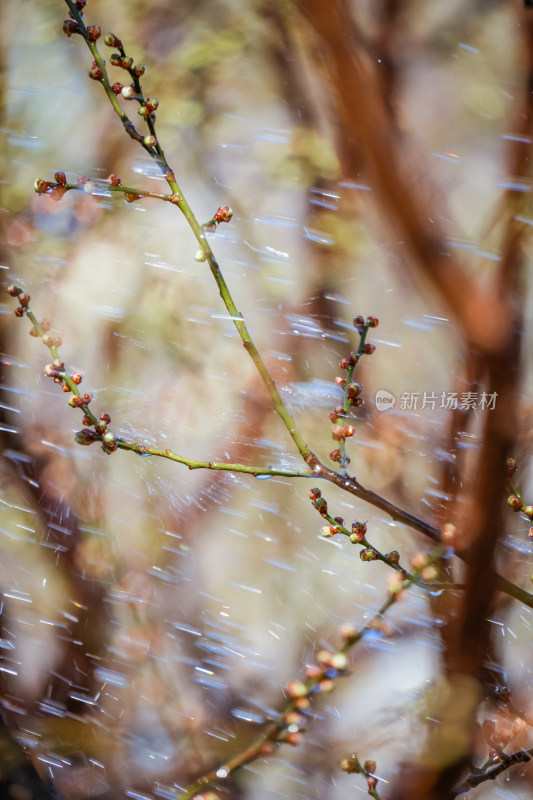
[116,439,311,477]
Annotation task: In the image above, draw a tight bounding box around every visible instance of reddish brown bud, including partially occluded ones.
[366,316,379,328]
[7,285,22,297]
[332,425,346,441]
[89,64,103,81]
[330,449,342,463]
[506,457,518,476]
[41,319,51,331]
[347,382,363,400]
[134,64,146,76]
[54,171,67,185]
[353,315,365,329]
[14,307,24,318]
[62,19,80,36]
[213,206,233,223]
[82,415,92,425]
[507,495,522,511]
[71,372,82,385]
[111,82,123,94]
[81,393,93,405]
[387,550,400,564]
[34,178,51,195]
[86,25,101,42]
[285,680,308,699]
[121,56,133,70]
[309,487,322,501]
[313,497,328,514]
[335,377,346,388]
[62,384,71,392]
[363,343,376,355]
[95,420,108,434]
[17,293,30,307]
[29,328,38,337]
[145,97,159,112]
[75,428,98,446]
[100,413,111,424]
[110,53,123,67]
[360,548,377,562]
[52,337,62,347]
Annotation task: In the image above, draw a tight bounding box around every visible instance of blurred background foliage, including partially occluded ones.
[0,0,532,798]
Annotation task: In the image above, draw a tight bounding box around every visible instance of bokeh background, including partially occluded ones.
[1,1,533,798]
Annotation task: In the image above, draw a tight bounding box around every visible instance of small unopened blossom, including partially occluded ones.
[121,86,135,100]
[34,178,51,194]
[52,336,62,347]
[353,315,365,329]
[6,285,22,297]
[86,25,101,42]
[54,171,67,185]
[360,548,377,562]
[304,664,323,680]
[364,760,377,774]
[318,678,334,693]
[339,622,356,642]
[329,448,342,463]
[285,731,302,746]
[387,550,400,565]
[121,56,134,69]
[410,551,429,570]
[422,564,438,582]
[62,19,80,36]
[104,33,122,48]
[320,525,335,538]
[88,63,103,81]
[71,372,82,385]
[309,487,321,501]
[332,424,346,441]
[285,679,308,699]
[330,652,347,671]
[442,522,456,544]
[363,343,376,355]
[143,135,157,147]
[343,425,355,437]
[316,649,333,666]
[18,293,30,308]
[313,497,327,514]
[506,457,518,476]
[111,82,124,94]
[145,97,159,112]
[194,249,208,262]
[75,428,98,446]
[387,571,405,594]
[134,64,146,76]
[366,316,379,328]
[108,174,121,186]
[213,206,233,223]
[525,505,533,518]
[53,359,64,370]
[367,776,378,791]
[335,376,346,388]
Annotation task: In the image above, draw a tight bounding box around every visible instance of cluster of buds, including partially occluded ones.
[63,1,86,33]
[340,754,379,792]
[34,173,68,202]
[309,487,327,516]
[278,710,308,746]
[138,97,159,118]
[350,521,367,544]
[110,53,134,70]
[7,285,30,318]
[75,413,116,454]
[68,392,93,408]
[410,552,438,582]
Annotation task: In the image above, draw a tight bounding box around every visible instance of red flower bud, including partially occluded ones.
[86,25,101,42]
[62,19,80,36]
[108,174,121,186]
[213,206,233,223]
[111,82,124,94]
